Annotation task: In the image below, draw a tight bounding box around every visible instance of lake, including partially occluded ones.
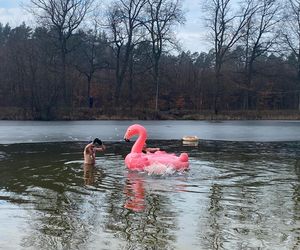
[0,120,300,143]
[0,120,300,249]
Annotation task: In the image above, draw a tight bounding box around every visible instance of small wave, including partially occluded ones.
[64,160,84,165]
[144,163,177,176]
[0,151,7,161]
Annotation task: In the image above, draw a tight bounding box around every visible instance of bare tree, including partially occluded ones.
[143,0,184,113]
[73,21,110,107]
[241,0,281,110]
[107,0,147,105]
[203,0,254,114]
[282,0,300,111]
[28,0,94,104]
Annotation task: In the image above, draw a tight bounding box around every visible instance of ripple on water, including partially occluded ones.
[0,151,7,161]
[0,140,300,249]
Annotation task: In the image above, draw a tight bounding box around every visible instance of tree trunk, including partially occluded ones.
[128,53,134,110]
[154,58,159,113]
[87,75,91,107]
[61,44,67,104]
[214,63,221,115]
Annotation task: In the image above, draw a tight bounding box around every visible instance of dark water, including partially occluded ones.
[1,139,300,249]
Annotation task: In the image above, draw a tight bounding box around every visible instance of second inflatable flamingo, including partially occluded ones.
[124,124,189,171]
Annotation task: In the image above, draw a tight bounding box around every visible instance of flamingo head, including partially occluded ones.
[124,124,147,142]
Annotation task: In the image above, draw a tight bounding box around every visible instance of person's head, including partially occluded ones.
[93,138,102,146]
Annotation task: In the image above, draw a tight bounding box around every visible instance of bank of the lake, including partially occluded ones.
[0,107,300,121]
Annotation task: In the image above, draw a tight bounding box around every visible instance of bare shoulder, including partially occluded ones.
[84,143,93,152]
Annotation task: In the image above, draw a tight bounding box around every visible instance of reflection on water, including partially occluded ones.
[124,172,146,212]
[83,164,106,186]
[0,140,300,249]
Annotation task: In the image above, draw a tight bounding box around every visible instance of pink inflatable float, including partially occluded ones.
[124,124,189,171]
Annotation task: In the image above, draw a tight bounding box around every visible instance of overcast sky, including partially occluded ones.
[0,0,209,53]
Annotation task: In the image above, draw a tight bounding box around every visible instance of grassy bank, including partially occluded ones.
[0,107,299,120]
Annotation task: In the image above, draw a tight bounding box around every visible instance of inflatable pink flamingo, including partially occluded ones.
[124,124,189,171]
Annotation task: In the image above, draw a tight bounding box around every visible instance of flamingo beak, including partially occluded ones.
[124,129,131,142]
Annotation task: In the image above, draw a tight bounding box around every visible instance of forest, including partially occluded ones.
[0,0,300,120]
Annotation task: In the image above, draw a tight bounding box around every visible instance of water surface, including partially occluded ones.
[0,120,299,143]
[1,139,300,249]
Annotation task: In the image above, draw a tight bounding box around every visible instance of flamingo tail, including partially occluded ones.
[179,153,189,162]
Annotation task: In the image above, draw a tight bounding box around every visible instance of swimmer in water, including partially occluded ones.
[84,138,106,164]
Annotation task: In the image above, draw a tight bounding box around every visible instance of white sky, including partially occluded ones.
[0,0,209,52]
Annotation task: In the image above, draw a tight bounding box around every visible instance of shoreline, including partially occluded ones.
[0,107,299,121]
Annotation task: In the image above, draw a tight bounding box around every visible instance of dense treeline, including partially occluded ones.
[0,0,300,120]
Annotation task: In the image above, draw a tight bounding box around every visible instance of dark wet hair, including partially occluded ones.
[93,138,102,145]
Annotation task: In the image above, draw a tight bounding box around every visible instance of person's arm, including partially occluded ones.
[94,144,106,152]
[146,147,160,153]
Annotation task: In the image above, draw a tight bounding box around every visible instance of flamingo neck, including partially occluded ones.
[131,128,147,153]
